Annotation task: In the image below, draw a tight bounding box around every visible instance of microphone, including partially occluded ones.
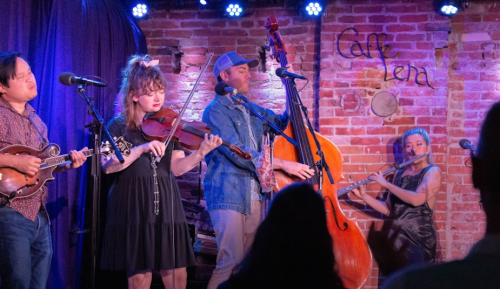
[275,67,307,80]
[215,82,237,95]
[459,138,477,152]
[59,72,107,87]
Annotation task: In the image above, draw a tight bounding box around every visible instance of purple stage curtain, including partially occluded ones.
[0,0,146,288]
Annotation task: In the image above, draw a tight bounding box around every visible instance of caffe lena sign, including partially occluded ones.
[337,27,434,89]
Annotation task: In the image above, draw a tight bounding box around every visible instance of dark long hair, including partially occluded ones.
[220,183,345,289]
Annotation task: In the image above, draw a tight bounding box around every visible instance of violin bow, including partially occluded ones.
[155,53,214,163]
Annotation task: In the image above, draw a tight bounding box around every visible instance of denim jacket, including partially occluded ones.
[202,94,289,214]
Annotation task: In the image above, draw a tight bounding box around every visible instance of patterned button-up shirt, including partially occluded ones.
[0,96,49,221]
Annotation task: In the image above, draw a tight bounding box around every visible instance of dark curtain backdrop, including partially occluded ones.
[0,0,147,288]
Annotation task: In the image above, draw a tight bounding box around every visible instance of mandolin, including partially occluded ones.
[0,143,109,200]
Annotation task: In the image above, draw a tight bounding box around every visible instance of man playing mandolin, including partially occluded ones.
[0,51,87,289]
[202,51,315,289]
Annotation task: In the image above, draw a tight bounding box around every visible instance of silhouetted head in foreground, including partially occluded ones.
[473,101,500,234]
[218,183,345,289]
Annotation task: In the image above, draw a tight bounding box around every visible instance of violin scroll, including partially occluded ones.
[228,144,252,160]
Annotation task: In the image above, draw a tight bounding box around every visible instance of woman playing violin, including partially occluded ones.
[100,55,222,289]
[350,128,441,265]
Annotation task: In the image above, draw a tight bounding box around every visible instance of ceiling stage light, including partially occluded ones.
[132,3,148,19]
[225,3,243,17]
[434,0,462,16]
[305,2,323,16]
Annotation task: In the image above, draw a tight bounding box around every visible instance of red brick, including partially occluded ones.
[416,42,434,50]
[164,30,193,38]
[399,14,429,23]
[335,127,366,135]
[366,126,397,135]
[353,24,385,32]
[351,155,383,164]
[480,92,500,100]
[368,15,398,23]
[449,165,474,175]
[144,30,164,38]
[168,12,197,19]
[150,20,180,29]
[353,5,384,13]
[208,37,237,46]
[342,164,366,173]
[351,137,382,146]
[386,5,418,13]
[181,56,207,65]
[451,14,483,23]
[481,73,500,81]
[337,15,367,23]
[383,117,415,125]
[181,47,209,55]
[386,24,417,33]
[395,33,426,41]
[197,11,221,19]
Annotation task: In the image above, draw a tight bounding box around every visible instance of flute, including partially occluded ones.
[337,153,428,197]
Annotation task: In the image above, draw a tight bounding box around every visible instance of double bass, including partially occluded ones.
[265,17,372,289]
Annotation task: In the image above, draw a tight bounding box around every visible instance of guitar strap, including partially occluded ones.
[27,114,49,149]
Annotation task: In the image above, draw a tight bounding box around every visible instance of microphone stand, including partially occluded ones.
[289,79,334,194]
[228,92,298,147]
[76,84,124,289]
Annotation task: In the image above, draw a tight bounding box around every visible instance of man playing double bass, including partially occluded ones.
[0,51,87,289]
[202,51,314,289]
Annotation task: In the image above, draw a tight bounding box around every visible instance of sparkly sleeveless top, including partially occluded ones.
[389,166,436,263]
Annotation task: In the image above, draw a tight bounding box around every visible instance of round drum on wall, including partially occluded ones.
[371,91,398,117]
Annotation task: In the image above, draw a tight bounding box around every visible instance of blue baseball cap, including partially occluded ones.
[213,51,259,78]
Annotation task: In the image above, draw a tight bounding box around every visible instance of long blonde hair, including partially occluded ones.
[402,127,435,166]
[119,55,166,128]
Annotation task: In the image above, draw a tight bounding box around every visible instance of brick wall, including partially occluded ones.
[139,0,500,287]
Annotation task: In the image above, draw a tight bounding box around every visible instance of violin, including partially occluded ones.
[141,107,251,160]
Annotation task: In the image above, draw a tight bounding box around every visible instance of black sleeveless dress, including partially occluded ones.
[100,116,195,271]
[389,165,437,264]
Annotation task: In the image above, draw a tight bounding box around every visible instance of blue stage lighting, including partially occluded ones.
[305,2,323,16]
[200,0,207,5]
[440,4,459,15]
[226,3,243,17]
[434,0,461,16]
[132,3,148,18]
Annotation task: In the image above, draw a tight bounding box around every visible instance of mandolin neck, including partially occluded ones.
[40,149,94,169]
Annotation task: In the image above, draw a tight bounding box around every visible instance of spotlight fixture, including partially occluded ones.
[305,2,323,16]
[225,3,243,17]
[200,0,207,5]
[434,0,462,16]
[132,3,148,19]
